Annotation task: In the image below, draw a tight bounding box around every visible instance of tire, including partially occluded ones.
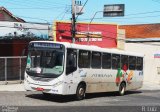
[43,92,51,97]
[119,82,126,96]
[76,84,86,100]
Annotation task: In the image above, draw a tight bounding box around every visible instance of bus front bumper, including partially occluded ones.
[24,79,63,95]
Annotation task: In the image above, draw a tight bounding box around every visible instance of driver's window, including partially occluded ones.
[66,49,77,75]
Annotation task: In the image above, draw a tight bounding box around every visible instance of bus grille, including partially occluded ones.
[30,76,53,82]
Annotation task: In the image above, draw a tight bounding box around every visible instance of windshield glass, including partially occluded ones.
[26,43,65,78]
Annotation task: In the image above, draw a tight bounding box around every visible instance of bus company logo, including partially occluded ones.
[154,53,160,58]
[115,67,134,86]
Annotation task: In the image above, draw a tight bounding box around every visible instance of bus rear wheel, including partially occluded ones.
[76,84,86,100]
[119,82,126,96]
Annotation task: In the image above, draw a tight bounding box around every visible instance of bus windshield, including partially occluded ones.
[26,43,65,78]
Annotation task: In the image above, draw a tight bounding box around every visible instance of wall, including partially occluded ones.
[0,40,12,56]
[125,43,160,84]
[0,10,17,22]
[54,21,118,48]
[0,40,29,56]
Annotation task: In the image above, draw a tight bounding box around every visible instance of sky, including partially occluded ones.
[0,0,160,25]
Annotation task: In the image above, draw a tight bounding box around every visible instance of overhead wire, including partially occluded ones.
[4,0,70,8]
[151,0,160,4]
[0,0,159,46]
[78,10,160,21]
[1,0,70,12]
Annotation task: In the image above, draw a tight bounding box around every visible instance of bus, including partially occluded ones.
[24,41,144,100]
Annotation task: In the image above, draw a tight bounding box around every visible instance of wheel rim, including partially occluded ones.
[120,83,125,95]
[79,88,84,96]
[121,86,125,94]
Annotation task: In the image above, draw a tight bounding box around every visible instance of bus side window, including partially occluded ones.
[78,50,91,68]
[102,53,111,69]
[66,49,77,75]
[91,51,101,68]
[121,55,128,70]
[112,54,120,69]
[136,57,143,70]
[129,56,136,70]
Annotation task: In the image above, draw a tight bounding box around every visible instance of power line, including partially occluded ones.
[54,21,159,42]
[4,0,70,8]
[78,10,160,21]
[128,42,160,46]
[15,15,52,24]
[60,6,71,20]
[0,25,49,30]
[1,25,160,47]
[8,7,69,10]
[22,0,70,6]
[1,0,36,8]
[151,0,160,4]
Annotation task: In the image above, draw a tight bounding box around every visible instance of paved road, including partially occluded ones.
[0,90,160,112]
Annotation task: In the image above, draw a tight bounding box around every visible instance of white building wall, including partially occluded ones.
[125,43,160,84]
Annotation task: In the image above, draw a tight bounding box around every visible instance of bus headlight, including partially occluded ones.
[52,81,63,87]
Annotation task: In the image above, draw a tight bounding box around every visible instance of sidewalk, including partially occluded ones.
[140,81,160,91]
[0,84,25,91]
[0,82,159,91]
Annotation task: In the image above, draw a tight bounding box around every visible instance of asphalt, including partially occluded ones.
[0,81,159,91]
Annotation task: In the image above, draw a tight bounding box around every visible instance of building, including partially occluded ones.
[0,7,49,56]
[120,23,160,84]
[54,21,160,84]
[0,7,25,22]
[54,21,120,48]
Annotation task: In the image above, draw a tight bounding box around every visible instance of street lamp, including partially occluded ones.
[87,4,125,44]
[87,11,103,44]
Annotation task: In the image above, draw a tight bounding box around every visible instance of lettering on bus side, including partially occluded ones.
[91,74,112,77]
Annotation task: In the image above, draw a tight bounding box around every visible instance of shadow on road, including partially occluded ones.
[25,90,142,103]
[26,93,76,103]
[86,90,142,99]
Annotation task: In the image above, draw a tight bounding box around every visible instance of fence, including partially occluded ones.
[0,56,27,84]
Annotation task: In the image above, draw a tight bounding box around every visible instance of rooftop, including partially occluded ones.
[0,6,25,22]
[119,23,160,38]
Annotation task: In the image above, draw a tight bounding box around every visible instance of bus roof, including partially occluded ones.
[30,41,144,57]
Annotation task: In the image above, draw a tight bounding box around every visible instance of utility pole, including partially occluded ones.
[71,0,76,43]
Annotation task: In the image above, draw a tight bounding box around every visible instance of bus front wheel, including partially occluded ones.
[43,92,51,97]
[76,84,86,100]
[119,82,126,96]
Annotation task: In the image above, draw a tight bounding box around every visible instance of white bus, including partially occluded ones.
[24,41,144,100]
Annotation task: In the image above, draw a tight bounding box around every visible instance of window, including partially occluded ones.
[66,49,77,75]
[129,56,136,70]
[91,52,101,68]
[78,50,91,68]
[121,55,128,70]
[136,57,143,70]
[112,54,120,69]
[102,53,111,69]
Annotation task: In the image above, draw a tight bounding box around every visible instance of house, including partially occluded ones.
[0,6,25,22]
[0,7,49,56]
